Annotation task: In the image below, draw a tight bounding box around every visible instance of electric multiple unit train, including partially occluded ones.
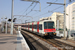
[14,20,56,37]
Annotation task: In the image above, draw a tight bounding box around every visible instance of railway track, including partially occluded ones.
[21,30,49,50]
[47,39,75,50]
[21,29,75,50]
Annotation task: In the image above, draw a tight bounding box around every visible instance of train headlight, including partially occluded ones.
[54,33,56,35]
[45,33,48,36]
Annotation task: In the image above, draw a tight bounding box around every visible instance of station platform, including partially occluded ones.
[55,38,75,47]
[0,31,30,50]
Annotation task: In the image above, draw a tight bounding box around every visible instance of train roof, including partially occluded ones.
[14,20,54,25]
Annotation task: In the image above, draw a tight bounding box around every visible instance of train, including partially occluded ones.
[14,20,56,37]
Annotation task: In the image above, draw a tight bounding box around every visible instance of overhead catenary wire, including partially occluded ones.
[20,0,40,17]
[20,0,72,22]
[33,5,63,18]
[42,0,58,10]
[18,0,40,21]
[24,2,38,16]
[33,2,71,19]
[17,2,34,15]
[23,0,40,16]
[31,0,58,16]
[18,2,38,18]
[22,2,34,15]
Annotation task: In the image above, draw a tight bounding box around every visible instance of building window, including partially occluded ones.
[73,10,75,12]
[72,17,74,19]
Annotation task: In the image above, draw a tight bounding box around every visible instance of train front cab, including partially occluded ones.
[43,20,56,37]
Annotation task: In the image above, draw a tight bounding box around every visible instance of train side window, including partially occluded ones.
[28,25,29,28]
[36,25,37,29]
[35,25,36,29]
[34,25,37,29]
[33,25,34,29]
[34,25,35,29]
[29,25,31,28]
[39,25,42,30]
[25,25,26,27]
[26,25,27,28]
[27,25,28,28]
[33,25,34,28]
[31,25,32,28]
[30,25,32,28]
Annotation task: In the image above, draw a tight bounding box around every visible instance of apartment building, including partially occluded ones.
[66,2,75,35]
[40,12,64,30]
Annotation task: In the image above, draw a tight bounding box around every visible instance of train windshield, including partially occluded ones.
[44,22,55,29]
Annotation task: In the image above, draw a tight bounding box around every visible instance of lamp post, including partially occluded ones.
[63,0,66,39]
[11,0,14,35]
[1,17,7,33]
[1,18,4,32]
[5,17,8,34]
[11,0,38,35]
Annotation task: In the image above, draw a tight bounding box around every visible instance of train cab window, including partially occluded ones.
[44,22,54,29]
[44,22,47,29]
[48,22,55,28]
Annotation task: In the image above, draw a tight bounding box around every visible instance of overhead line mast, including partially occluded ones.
[47,0,66,39]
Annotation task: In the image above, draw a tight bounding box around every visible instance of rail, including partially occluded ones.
[21,31,36,50]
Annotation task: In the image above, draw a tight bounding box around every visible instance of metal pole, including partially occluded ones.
[64,0,66,38]
[6,19,7,34]
[69,6,71,39]
[11,0,14,35]
[39,2,41,12]
[57,20,59,31]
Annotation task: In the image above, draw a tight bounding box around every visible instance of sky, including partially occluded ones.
[0,0,74,24]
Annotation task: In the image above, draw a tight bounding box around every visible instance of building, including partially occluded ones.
[66,2,75,38]
[40,12,64,30]
[40,17,49,21]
